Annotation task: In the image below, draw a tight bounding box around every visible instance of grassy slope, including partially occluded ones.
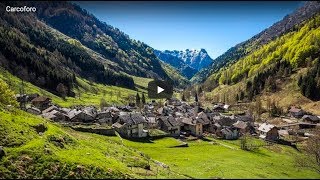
[123,137,320,179]
[0,67,155,108]
[160,61,190,89]
[0,108,184,179]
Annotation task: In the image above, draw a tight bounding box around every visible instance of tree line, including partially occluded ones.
[299,58,320,100]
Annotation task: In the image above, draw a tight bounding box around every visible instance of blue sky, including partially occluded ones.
[76,1,304,59]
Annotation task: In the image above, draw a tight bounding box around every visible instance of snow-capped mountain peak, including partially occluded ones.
[154,48,213,79]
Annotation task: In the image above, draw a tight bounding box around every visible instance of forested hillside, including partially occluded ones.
[0,2,134,97]
[192,1,320,84]
[31,1,169,80]
[193,12,320,115]
[0,1,186,98]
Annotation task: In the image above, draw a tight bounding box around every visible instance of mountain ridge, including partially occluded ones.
[154,48,213,79]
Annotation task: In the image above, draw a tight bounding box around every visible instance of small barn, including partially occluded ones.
[288,106,305,118]
[31,96,51,111]
[258,123,279,141]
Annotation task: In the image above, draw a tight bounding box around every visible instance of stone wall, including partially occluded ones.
[71,126,116,136]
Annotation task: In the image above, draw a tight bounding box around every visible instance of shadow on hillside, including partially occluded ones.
[200,137,213,142]
[124,137,155,143]
[248,149,271,157]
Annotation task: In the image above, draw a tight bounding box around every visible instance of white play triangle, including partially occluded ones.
[157,86,164,94]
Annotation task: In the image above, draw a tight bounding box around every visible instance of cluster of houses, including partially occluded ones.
[16,93,320,142]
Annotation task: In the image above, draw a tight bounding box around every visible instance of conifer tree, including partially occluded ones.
[141,92,146,105]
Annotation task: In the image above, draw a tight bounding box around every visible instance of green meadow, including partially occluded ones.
[122,137,320,179]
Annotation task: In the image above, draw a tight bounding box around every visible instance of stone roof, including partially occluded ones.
[258,123,276,133]
[289,107,303,113]
[42,105,58,114]
[197,112,211,124]
[159,116,179,127]
[236,115,253,122]
[27,107,41,113]
[67,109,82,119]
[119,113,146,125]
[216,116,237,126]
[146,116,156,124]
[42,113,56,120]
[61,108,71,114]
[233,120,248,129]
[181,117,197,126]
[105,107,120,112]
[112,122,123,129]
[302,115,320,122]
[31,96,51,103]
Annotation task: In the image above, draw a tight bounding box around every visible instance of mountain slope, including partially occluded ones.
[192,1,320,84]
[154,49,213,79]
[32,1,169,80]
[200,12,320,114]
[159,62,190,89]
[0,1,180,98]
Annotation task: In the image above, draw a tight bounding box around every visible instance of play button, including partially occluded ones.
[148,80,173,99]
[157,86,164,94]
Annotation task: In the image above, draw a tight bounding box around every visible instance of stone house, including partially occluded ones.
[288,106,305,118]
[145,115,157,128]
[212,103,229,112]
[232,120,253,135]
[196,112,212,132]
[68,109,95,122]
[180,117,203,137]
[158,116,180,136]
[42,105,59,114]
[113,113,148,138]
[27,93,39,102]
[96,111,113,125]
[26,107,41,115]
[219,127,239,140]
[42,110,69,121]
[302,115,320,124]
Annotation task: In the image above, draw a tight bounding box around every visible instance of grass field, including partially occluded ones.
[121,137,320,179]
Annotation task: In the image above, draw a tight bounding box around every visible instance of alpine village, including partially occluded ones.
[0,1,320,179]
